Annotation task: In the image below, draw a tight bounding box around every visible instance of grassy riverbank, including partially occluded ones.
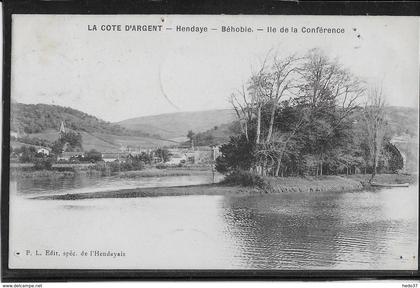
[32,173,416,201]
[265,175,363,193]
[346,173,417,186]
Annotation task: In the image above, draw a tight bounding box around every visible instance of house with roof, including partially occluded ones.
[166,152,187,165]
[37,147,51,156]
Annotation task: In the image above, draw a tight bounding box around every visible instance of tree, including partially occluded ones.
[34,157,53,170]
[215,135,256,174]
[362,86,387,182]
[17,146,37,163]
[295,49,365,176]
[85,149,103,162]
[382,141,404,173]
[60,131,83,151]
[51,140,64,155]
[155,148,170,163]
[228,49,364,176]
[187,130,195,141]
[187,130,195,148]
[270,103,309,176]
[221,48,384,178]
[229,52,304,174]
[138,152,153,165]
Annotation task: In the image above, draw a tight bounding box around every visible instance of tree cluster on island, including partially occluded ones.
[215,48,404,183]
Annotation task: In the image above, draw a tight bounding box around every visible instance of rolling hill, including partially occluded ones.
[10,103,177,152]
[117,109,237,140]
[11,103,159,137]
[26,130,177,152]
[10,102,418,153]
[118,106,418,146]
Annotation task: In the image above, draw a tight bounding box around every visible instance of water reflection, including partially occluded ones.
[8,178,418,270]
[221,187,418,269]
[12,173,223,196]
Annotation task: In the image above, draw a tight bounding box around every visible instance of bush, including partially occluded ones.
[215,135,256,174]
[222,170,268,189]
[156,163,167,169]
[33,158,53,170]
[84,149,103,162]
[124,159,145,171]
[54,166,75,172]
[109,161,121,173]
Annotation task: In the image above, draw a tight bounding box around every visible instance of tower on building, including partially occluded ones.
[59,121,66,138]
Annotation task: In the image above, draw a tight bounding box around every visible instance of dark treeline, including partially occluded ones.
[215,49,403,180]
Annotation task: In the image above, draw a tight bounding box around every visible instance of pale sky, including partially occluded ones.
[11,15,419,122]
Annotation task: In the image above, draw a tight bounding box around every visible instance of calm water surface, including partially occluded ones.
[12,173,224,196]
[9,175,418,270]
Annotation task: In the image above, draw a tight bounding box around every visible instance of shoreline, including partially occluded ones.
[10,167,215,179]
[31,173,417,201]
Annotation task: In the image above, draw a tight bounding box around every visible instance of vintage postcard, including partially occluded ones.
[6,14,419,271]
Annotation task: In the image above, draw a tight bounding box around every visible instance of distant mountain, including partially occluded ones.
[117,109,237,140]
[117,106,418,144]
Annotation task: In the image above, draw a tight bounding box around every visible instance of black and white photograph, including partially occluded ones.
[5,14,419,273]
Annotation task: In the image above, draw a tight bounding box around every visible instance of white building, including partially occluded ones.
[102,153,127,162]
[57,152,83,161]
[166,153,187,165]
[37,147,51,155]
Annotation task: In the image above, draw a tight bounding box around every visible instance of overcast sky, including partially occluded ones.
[11,15,419,122]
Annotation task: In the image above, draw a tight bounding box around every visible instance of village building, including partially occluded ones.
[166,152,187,165]
[119,145,149,155]
[37,147,51,155]
[57,151,84,162]
[59,121,66,135]
[167,145,221,165]
[102,152,131,162]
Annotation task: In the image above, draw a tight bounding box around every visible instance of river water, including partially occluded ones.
[9,175,418,270]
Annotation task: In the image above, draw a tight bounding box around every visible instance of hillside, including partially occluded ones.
[10,103,176,152]
[26,130,177,152]
[117,109,237,140]
[385,106,418,137]
[187,121,242,146]
[11,103,158,138]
